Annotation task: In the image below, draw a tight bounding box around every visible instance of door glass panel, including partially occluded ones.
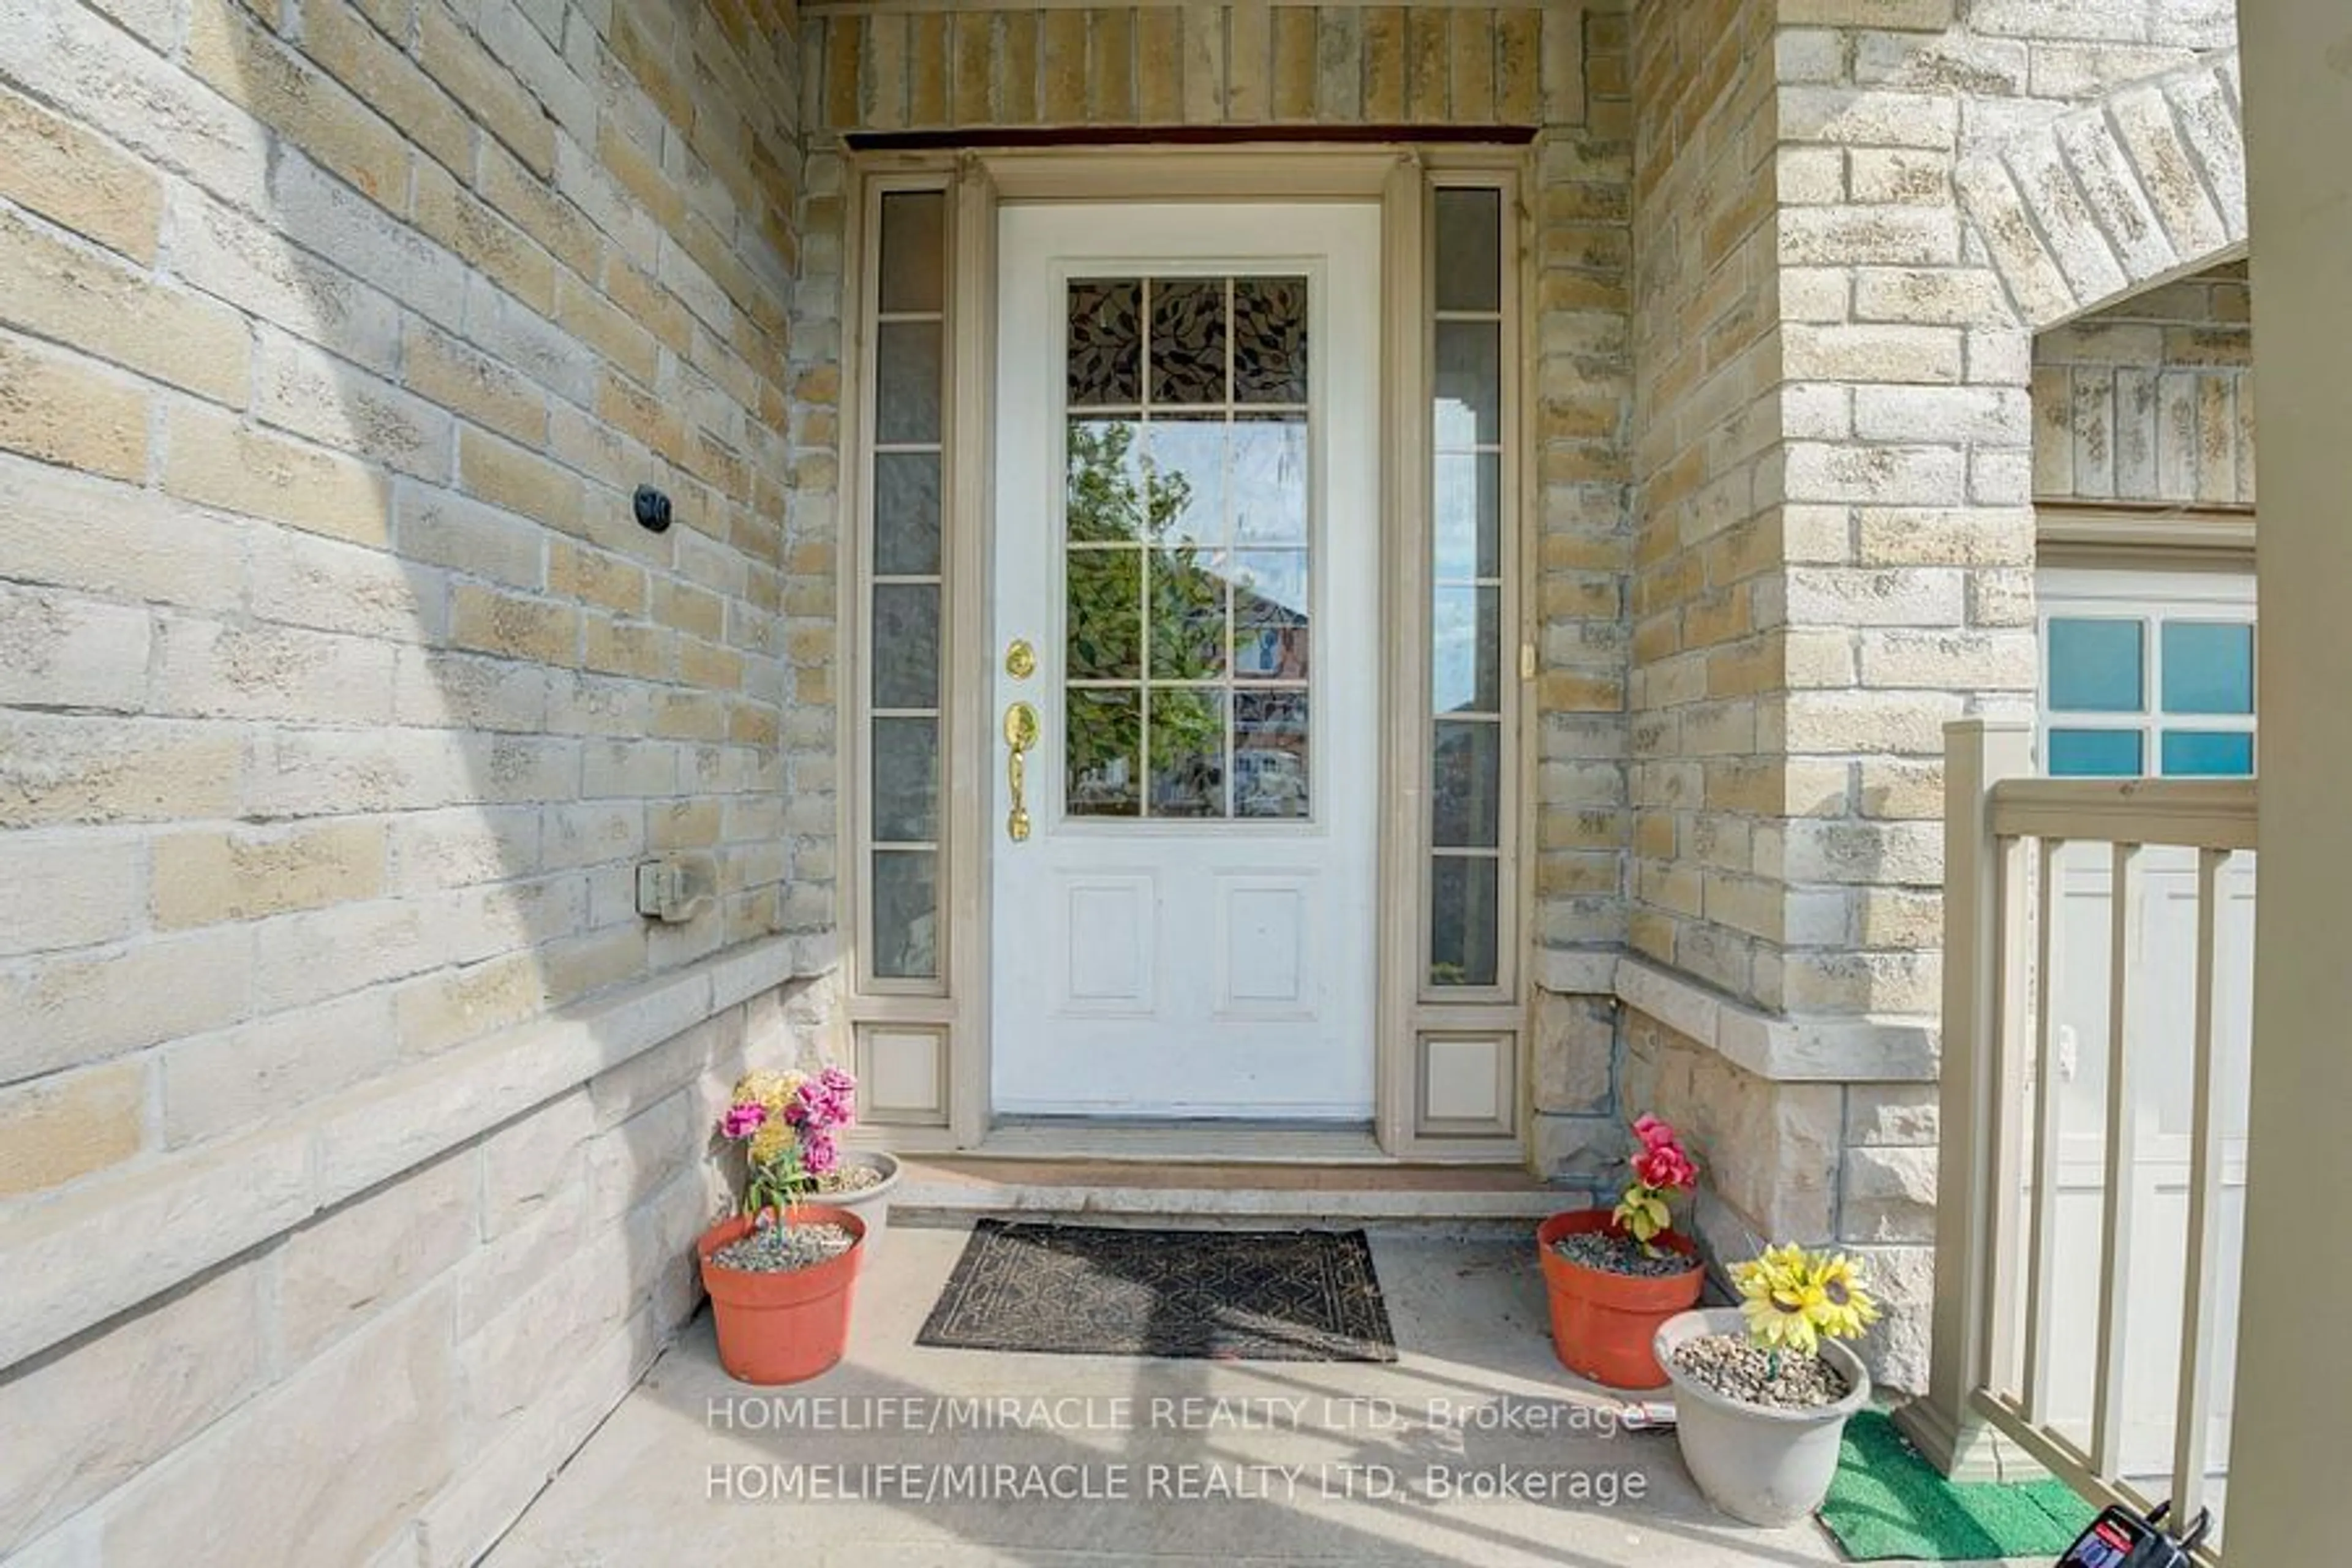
[1063,276,1313,820]
[871,717,939,841]
[1235,692,1309,818]
[2161,621,2254,714]
[871,850,939,979]
[1433,720,1502,848]
[1434,451,1501,579]
[1068,690,1142,816]
[1144,417,1225,546]
[873,451,941,576]
[1149,690,1227,816]
[1148,548,1227,679]
[1066,549,1141,680]
[1233,277,1308,403]
[2161,730,2254,776]
[1232,550,1309,681]
[1232,415,1307,544]
[875,320,943,444]
[1433,189,1502,312]
[1433,586,1502,715]
[2048,728,2144,777]
[1150,278,1227,405]
[2048,618,2144,712]
[1431,856,1501,987]
[871,584,941,708]
[1434,322,1501,445]
[1068,418,1147,543]
[878,190,945,314]
[1068,279,1141,405]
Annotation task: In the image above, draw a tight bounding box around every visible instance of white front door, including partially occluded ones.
[988,202,1381,1120]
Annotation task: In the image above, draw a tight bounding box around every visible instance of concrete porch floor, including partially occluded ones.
[483,1226,2031,1568]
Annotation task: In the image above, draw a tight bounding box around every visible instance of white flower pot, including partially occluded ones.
[826,1152,901,1256]
[1654,1307,1871,1526]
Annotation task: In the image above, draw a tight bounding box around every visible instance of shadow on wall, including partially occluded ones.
[0,0,833,1562]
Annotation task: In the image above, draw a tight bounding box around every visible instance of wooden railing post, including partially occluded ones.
[1896,718,2034,1479]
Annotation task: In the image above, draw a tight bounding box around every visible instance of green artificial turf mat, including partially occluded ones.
[1819,1411,2097,1561]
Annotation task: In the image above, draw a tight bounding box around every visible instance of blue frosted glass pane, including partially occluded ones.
[2161,731,2254,777]
[2048,619,2144,713]
[2161,622,2254,715]
[2048,729,2144,777]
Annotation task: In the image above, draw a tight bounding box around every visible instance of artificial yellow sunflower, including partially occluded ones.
[1809,1251,1880,1340]
[1735,1244,1823,1355]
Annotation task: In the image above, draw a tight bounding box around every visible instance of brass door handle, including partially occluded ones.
[1003,701,1040,842]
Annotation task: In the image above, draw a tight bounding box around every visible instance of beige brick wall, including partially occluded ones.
[1627,0,1785,1003]
[0,0,818,1559]
[0,989,784,1566]
[0,0,804,1178]
[2033,260,2253,505]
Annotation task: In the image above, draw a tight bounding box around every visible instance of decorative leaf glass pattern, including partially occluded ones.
[1150,279,1227,405]
[1063,276,1313,821]
[1068,280,1141,405]
[1234,277,1308,402]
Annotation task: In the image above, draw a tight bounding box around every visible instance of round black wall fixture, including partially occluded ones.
[633,484,673,533]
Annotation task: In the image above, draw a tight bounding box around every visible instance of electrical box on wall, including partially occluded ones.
[635,854,717,924]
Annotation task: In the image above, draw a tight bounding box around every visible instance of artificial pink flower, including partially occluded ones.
[801,1130,839,1177]
[720,1101,767,1140]
[1633,1114,1677,1151]
[1634,1144,1697,1191]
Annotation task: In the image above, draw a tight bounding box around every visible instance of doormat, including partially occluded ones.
[1819,1411,2097,1560]
[915,1221,1398,1362]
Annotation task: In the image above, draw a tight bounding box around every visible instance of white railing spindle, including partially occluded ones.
[2171,846,2232,1519]
[2021,836,2067,1425]
[2091,842,2146,1477]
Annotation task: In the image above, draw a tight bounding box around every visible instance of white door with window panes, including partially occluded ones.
[2030,565,2255,1481]
[987,203,1382,1120]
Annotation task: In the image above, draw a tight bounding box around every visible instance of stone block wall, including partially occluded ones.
[0,0,826,1559]
[2032,259,2253,505]
[1605,0,2247,1394]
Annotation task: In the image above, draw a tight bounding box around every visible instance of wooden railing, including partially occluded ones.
[1899,720,2256,1560]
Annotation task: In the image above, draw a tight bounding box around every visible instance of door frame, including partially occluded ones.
[837,145,1534,1161]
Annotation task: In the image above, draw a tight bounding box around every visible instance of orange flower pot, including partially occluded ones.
[698,1205,866,1385]
[1536,1208,1704,1390]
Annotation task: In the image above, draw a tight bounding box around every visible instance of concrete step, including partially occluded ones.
[891,1154,1572,1237]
